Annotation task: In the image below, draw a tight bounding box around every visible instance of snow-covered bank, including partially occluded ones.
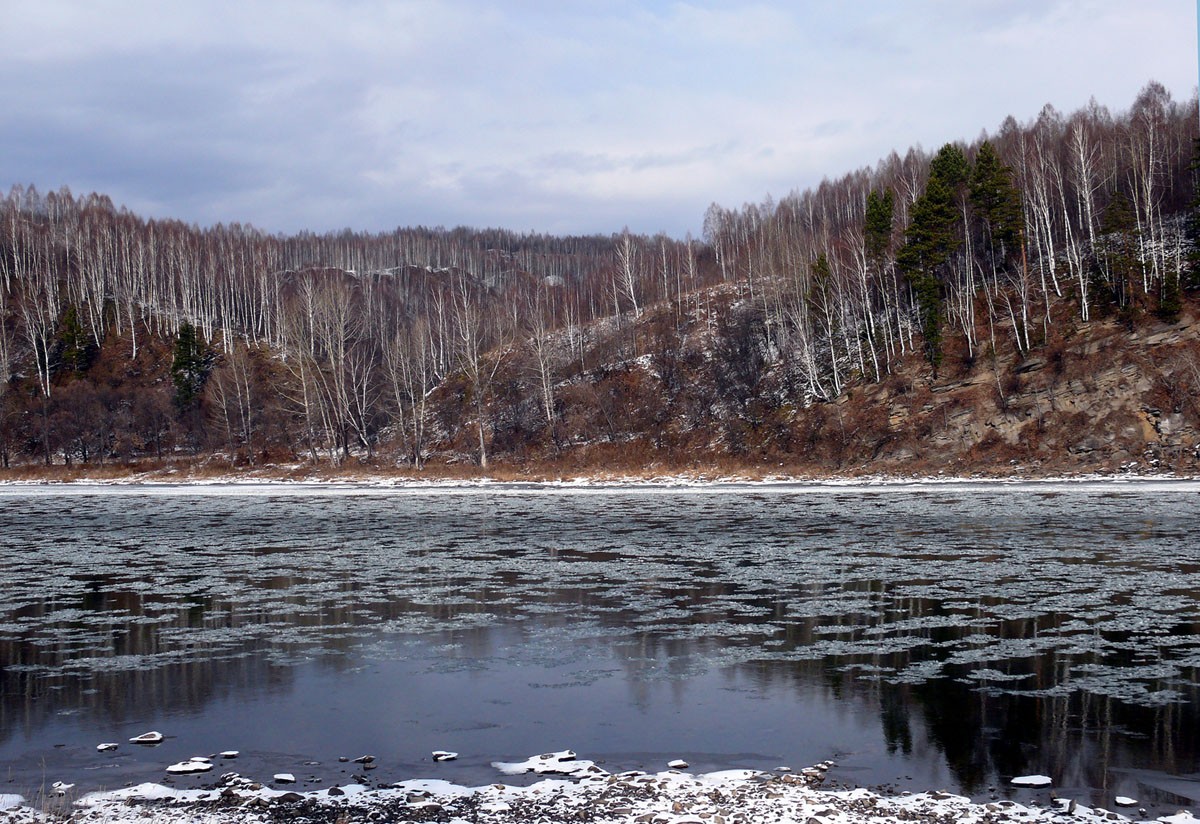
[3,757,1195,824]
[1,471,1198,494]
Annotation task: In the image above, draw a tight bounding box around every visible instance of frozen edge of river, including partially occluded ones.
[1,472,1199,493]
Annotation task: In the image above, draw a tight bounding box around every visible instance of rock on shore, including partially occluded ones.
[1,755,1195,824]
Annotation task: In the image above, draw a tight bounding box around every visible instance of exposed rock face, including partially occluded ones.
[837,315,1200,477]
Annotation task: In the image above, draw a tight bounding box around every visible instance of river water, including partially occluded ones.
[0,481,1197,812]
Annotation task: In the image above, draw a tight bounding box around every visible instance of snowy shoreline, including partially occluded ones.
[4,751,1196,824]
[0,470,1198,492]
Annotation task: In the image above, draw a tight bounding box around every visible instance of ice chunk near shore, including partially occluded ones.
[50,781,74,796]
[1114,796,1138,807]
[165,758,212,775]
[432,751,458,762]
[492,750,605,778]
[128,731,164,745]
[1011,774,1053,787]
[96,742,118,752]
[668,759,689,769]
[273,773,296,784]
[1159,813,1200,824]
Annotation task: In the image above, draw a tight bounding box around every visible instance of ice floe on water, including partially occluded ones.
[127,731,163,745]
[1011,774,1053,787]
[0,752,1192,824]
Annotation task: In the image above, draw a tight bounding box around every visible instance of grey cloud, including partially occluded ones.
[1,1,1195,239]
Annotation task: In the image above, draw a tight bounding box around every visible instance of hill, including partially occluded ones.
[0,82,1198,480]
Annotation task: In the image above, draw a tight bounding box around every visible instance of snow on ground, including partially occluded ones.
[2,756,1194,824]
[1,474,1199,497]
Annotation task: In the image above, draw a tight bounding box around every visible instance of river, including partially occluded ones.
[0,481,1197,812]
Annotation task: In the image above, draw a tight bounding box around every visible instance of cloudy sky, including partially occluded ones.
[1,1,1195,238]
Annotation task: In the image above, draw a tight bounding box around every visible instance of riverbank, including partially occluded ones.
[3,754,1195,824]
[0,455,1194,488]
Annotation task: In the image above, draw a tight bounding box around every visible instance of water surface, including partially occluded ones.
[0,482,1197,811]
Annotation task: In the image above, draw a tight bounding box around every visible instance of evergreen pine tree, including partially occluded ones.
[864,189,894,270]
[171,322,210,408]
[897,143,967,377]
[57,305,95,374]
[1095,193,1140,325]
[1186,136,1200,289]
[969,141,1022,255]
[1158,270,1182,322]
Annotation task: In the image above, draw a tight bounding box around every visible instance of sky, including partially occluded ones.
[1,1,1196,239]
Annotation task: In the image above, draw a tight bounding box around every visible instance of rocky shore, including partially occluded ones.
[2,750,1196,824]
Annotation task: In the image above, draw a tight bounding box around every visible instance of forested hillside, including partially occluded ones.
[1,82,1198,477]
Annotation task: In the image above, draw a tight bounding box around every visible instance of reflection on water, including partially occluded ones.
[0,483,1197,809]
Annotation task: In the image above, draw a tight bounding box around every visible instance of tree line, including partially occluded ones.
[702,82,1196,398]
[0,81,1196,469]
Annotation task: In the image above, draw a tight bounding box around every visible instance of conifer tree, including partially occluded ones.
[1186,137,1200,290]
[57,305,95,374]
[970,141,1023,260]
[1158,269,1182,322]
[171,321,210,408]
[897,144,967,377]
[864,189,894,270]
[1094,193,1140,324]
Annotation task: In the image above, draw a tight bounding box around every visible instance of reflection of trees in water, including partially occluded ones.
[0,571,517,747]
[726,651,1198,797]
[725,589,1200,796]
